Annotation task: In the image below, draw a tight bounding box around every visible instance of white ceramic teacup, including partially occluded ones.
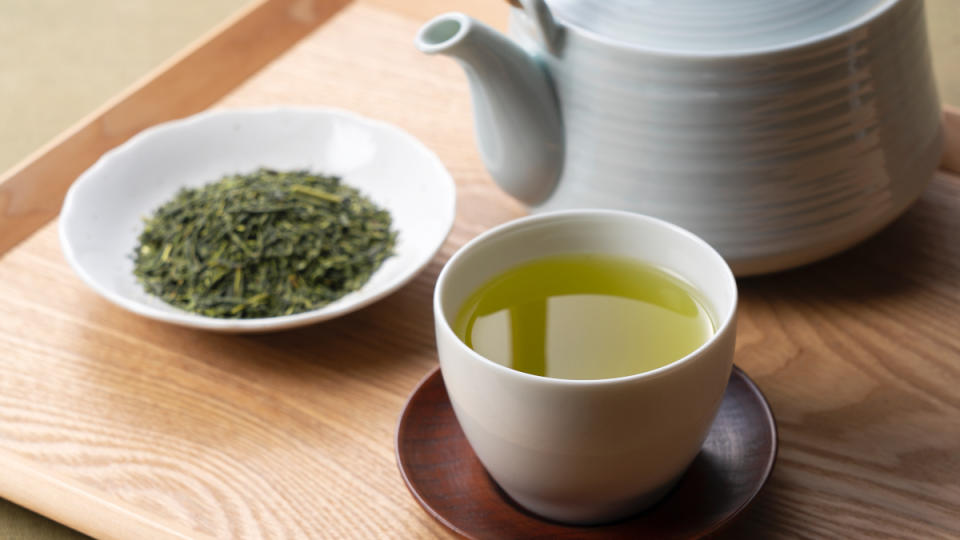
[433,210,738,524]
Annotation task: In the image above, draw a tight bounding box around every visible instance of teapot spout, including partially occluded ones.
[416,12,564,206]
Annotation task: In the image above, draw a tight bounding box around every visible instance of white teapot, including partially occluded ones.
[416,0,942,275]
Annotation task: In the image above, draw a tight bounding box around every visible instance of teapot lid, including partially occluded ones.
[544,0,894,54]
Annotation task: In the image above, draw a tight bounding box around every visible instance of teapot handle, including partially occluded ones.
[505,0,561,54]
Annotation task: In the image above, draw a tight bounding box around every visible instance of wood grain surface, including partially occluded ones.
[1,1,959,538]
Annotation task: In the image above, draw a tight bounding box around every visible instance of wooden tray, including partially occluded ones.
[1,1,959,538]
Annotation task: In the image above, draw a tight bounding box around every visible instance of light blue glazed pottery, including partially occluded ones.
[416,0,943,275]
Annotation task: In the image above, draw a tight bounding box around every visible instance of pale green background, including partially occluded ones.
[0,0,958,537]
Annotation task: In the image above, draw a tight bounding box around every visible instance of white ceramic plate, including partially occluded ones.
[59,107,456,332]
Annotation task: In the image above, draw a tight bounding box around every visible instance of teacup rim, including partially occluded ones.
[434,209,738,386]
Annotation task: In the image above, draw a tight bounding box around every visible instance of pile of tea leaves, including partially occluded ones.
[133,168,396,319]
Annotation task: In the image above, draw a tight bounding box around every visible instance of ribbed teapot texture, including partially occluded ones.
[417,0,942,275]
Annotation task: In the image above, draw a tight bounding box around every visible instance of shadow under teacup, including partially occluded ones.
[433,209,738,524]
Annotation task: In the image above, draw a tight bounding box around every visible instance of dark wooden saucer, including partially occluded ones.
[395,366,777,539]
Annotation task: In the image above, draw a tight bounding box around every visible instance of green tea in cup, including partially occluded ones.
[453,253,715,380]
[435,210,738,523]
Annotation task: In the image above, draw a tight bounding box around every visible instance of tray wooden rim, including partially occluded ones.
[0,450,204,540]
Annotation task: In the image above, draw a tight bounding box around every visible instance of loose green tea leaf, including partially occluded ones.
[133,168,397,319]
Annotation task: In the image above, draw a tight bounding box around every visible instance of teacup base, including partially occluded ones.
[396,366,778,538]
[498,476,681,525]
